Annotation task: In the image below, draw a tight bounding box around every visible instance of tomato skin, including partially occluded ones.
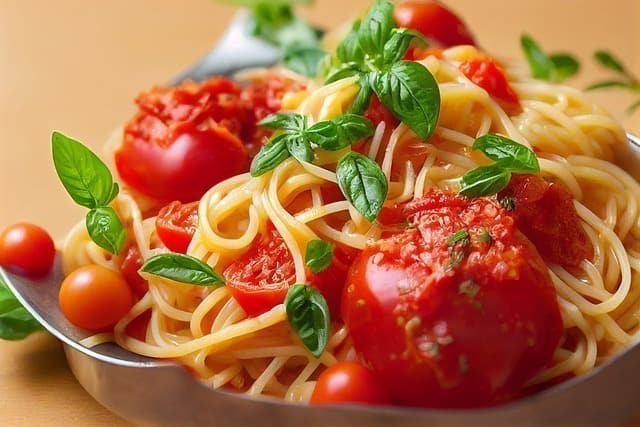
[120,245,148,299]
[59,265,134,332]
[0,223,55,277]
[499,174,593,268]
[363,95,400,129]
[223,225,295,317]
[125,310,151,341]
[460,58,521,114]
[394,0,476,47]
[310,361,392,406]
[156,201,199,253]
[343,192,562,408]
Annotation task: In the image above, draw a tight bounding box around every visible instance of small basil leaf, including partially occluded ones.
[305,240,334,273]
[370,61,441,140]
[383,28,426,65]
[587,80,634,91]
[258,113,306,131]
[52,131,118,209]
[594,50,626,74]
[472,134,540,174]
[325,62,361,85]
[247,2,318,49]
[357,0,395,58]
[459,166,511,197]
[520,35,554,81]
[349,77,374,115]
[284,45,327,77]
[86,207,126,255]
[0,307,42,341]
[337,19,365,64]
[250,134,292,176]
[141,254,225,286]
[306,114,374,151]
[285,134,314,163]
[336,152,388,222]
[285,284,330,358]
[550,54,580,81]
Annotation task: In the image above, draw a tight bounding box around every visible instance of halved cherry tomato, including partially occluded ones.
[125,310,151,341]
[460,58,521,114]
[116,78,250,202]
[363,95,399,129]
[499,174,593,268]
[59,265,133,332]
[0,223,55,277]
[343,191,562,408]
[120,245,149,299]
[156,201,199,253]
[394,0,476,47]
[310,361,391,406]
[223,225,295,317]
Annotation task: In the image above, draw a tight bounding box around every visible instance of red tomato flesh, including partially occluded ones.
[0,223,55,277]
[311,361,391,406]
[120,245,149,299]
[343,191,562,408]
[156,201,199,253]
[460,58,521,114]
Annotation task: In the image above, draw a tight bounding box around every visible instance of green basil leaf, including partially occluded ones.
[325,63,361,85]
[594,50,626,74]
[86,207,126,255]
[627,99,640,114]
[349,77,374,115]
[284,45,326,77]
[370,61,441,140]
[285,134,314,163]
[259,113,306,131]
[285,284,330,357]
[550,54,580,81]
[472,134,540,174]
[250,134,292,176]
[141,254,225,286]
[383,28,426,65]
[357,0,395,58]
[0,307,43,341]
[52,131,118,209]
[587,80,635,91]
[520,35,554,81]
[336,152,388,222]
[0,284,22,314]
[306,114,374,151]
[459,166,511,197]
[247,2,318,48]
[305,240,334,273]
[337,20,365,64]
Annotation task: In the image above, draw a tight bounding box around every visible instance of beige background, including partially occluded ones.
[0,0,638,425]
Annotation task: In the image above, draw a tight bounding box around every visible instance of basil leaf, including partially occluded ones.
[627,99,640,114]
[86,207,126,255]
[349,77,374,115]
[337,20,365,64]
[459,166,511,197]
[306,114,374,151]
[251,134,292,176]
[383,28,425,65]
[594,50,626,74]
[141,254,225,286]
[0,307,43,341]
[284,45,326,77]
[550,54,579,81]
[357,0,395,58]
[370,61,441,140]
[325,62,361,85]
[285,134,314,163]
[259,113,306,131]
[305,240,334,273]
[336,152,388,222]
[520,35,554,81]
[52,131,118,209]
[246,2,318,49]
[587,80,635,91]
[472,134,540,174]
[285,284,330,358]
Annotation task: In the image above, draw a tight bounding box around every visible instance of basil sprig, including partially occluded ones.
[0,278,42,340]
[336,152,388,222]
[305,240,333,273]
[460,134,540,197]
[588,50,640,114]
[520,35,579,83]
[326,0,440,140]
[141,254,225,286]
[52,132,125,255]
[285,284,330,358]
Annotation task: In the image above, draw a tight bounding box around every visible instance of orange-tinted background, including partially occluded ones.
[0,0,638,425]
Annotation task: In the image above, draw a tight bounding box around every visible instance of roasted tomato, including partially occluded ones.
[343,191,562,408]
[311,361,391,406]
[394,0,476,47]
[116,78,250,202]
[223,225,295,317]
[0,223,55,277]
[156,201,199,253]
[120,245,148,299]
[499,174,593,268]
[460,57,521,114]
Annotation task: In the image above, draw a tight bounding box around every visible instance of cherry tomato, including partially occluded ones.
[125,310,151,341]
[223,225,295,317]
[59,265,134,332]
[116,78,250,202]
[394,0,476,47]
[156,201,199,253]
[363,95,399,129]
[0,223,55,277]
[499,174,593,268]
[343,191,562,408]
[460,58,521,114]
[120,245,149,299]
[310,361,391,406]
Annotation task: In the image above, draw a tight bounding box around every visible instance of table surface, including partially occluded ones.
[0,0,639,425]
